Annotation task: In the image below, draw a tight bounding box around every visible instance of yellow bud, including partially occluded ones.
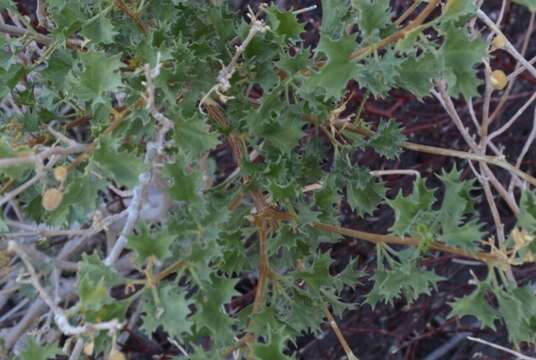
[83,341,94,356]
[109,347,126,360]
[42,188,63,211]
[490,69,508,90]
[492,34,507,49]
[53,166,68,182]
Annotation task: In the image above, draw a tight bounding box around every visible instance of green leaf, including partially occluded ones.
[0,36,17,70]
[242,33,280,91]
[192,276,238,345]
[267,6,304,41]
[47,1,84,30]
[207,6,236,42]
[251,327,292,360]
[366,260,443,306]
[518,190,536,233]
[496,288,534,344]
[0,0,16,11]
[128,224,173,263]
[42,49,74,88]
[0,64,29,94]
[397,52,438,99]
[333,156,385,216]
[247,87,283,135]
[296,201,321,230]
[395,26,422,52]
[387,178,436,236]
[295,253,334,292]
[80,16,118,44]
[79,254,124,287]
[441,222,482,252]
[437,167,482,251]
[92,136,147,188]
[0,212,7,233]
[368,120,406,159]
[320,0,351,38]
[46,173,105,226]
[81,15,118,44]
[74,51,123,101]
[503,286,536,345]
[276,287,325,335]
[141,284,193,339]
[84,300,129,325]
[186,238,223,284]
[78,255,123,316]
[356,50,402,97]
[18,338,60,360]
[165,156,204,206]
[260,116,304,154]
[352,0,392,39]
[512,0,536,12]
[442,0,477,21]
[0,140,33,179]
[437,166,476,219]
[304,34,362,100]
[248,307,288,338]
[79,275,110,311]
[268,179,299,204]
[346,170,385,216]
[331,257,364,292]
[175,114,219,158]
[77,257,129,326]
[276,49,310,79]
[440,24,487,98]
[449,280,499,330]
[295,253,361,297]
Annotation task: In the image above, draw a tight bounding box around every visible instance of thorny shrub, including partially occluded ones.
[1,0,536,359]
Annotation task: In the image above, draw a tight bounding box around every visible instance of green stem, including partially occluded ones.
[312,222,501,264]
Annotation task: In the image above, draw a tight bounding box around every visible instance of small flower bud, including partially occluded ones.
[83,341,94,356]
[490,69,508,90]
[492,34,507,49]
[42,188,63,211]
[53,166,68,182]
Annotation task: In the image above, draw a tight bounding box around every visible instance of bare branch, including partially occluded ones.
[488,91,536,143]
[199,6,270,112]
[0,22,83,48]
[323,304,359,360]
[467,336,536,360]
[370,169,420,178]
[0,144,89,169]
[8,241,123,336]
[104,54,173,267]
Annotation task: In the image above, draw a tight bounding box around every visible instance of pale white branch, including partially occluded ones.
[467,336,536,360]
[104,54,173,267]
[370,169,420,178]
[8,241,123,336]
[0,144,89,169]
[488,91,536,143]
[199,6,270,113]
